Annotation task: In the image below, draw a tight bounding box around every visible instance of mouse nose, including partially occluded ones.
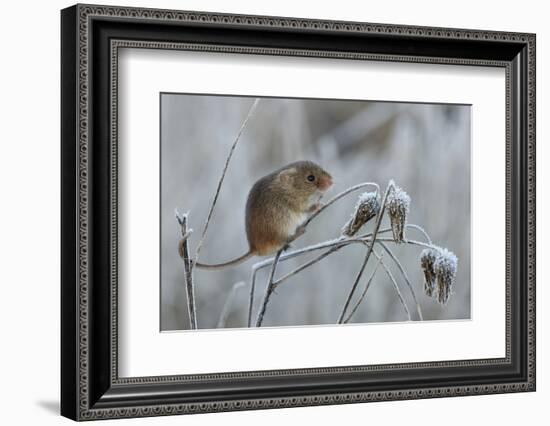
[322,175,333,190]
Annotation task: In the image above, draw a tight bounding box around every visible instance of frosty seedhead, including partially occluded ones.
[420,248,438,297]
[386,183,411,243]
[434,248,458,305]
[420,247,458,304]
[341,191,381,237]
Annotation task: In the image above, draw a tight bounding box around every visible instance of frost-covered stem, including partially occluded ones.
[373,249,411,321]
[247,238,346,326]
[194,98,260,262]
[247,233,378,325]
[249,232,386,321]
[341,248,412,323]
[406,224,433,245]
[343,256,382,324]
[217,282,245,328]
[302,182,380,229]
[255,249,283,327]
[273,245,343,286]
[377,241,423,321]
[336,246,370,324]
[252,224,428,273]
[253,237,345,270]
[375,237,440,251]
[175,210,198,329]
[337,181,394,324]
[253,231,383,271]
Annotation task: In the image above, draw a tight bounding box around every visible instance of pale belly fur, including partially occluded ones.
[284,210,308,237]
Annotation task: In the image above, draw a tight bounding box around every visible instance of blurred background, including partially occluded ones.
[160,94,470,331]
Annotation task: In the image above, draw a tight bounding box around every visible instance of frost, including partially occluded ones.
[433,248,458,305]
[420,247,458,304]
[420,248,438,297]
[385,183,411,243]
[174,208,190,226]
[341,191,380,236]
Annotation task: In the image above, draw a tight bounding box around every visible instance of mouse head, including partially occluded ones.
[277,161,333,196]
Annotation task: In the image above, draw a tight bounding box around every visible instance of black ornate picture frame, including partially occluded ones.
[61,3,536,421]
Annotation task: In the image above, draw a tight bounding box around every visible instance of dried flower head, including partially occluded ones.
[433,248,458,305]
[385,183,411,243]
[420,248,438,297]
[341,191,380,237]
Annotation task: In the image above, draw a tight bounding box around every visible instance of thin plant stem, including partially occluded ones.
[252,231,385,271]
[252,237,347,270]
[337,245,370,324]
[406,224,433,245]
[194,98,260,263]
[343,256,383,324]
[247,232,383,325]
[255,249,283,327]
[175,210,198,329]
[343,251,412,323]
[217,282,245,328]
[251,224,428,272]
[372,249,411,321]
[375,237,440,251]
[336,181,395,324]
[247,240,347,327]
[247,267,260,327]
[273,245,342,286]
[377,241,423,321]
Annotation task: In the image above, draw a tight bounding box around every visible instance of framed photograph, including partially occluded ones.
[61,4,536,421]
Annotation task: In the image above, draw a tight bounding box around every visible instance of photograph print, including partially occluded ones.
[160,94,471,331]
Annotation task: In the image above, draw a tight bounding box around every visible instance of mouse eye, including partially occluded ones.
[307,174,315,182]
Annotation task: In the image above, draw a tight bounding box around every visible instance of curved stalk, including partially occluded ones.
[377,241,423,321]
[406,224,433,245]
[217,282,245,328]
[343,256,382,324]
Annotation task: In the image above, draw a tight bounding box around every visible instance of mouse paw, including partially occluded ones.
[308,202,322,213]
[292,224,307,240]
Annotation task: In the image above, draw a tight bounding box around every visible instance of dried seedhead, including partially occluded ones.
[386,183,411,243]
[341,191,380,237]
[433,248,458,305]
[420,248,438,297]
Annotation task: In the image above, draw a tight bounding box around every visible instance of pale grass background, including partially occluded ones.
[161,95,471,330]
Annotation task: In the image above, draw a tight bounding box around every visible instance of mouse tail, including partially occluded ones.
[190,251,254,270]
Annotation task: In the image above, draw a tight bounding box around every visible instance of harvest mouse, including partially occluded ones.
[195,161,333,270]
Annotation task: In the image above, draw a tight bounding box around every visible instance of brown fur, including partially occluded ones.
[195,161,333,269]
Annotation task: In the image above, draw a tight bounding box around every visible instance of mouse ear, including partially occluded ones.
[278,167,296,185]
